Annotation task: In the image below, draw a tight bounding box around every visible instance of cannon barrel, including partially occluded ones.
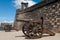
[16,19,33,22]
[16,18,43,23]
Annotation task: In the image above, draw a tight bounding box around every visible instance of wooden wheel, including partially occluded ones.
[22,22,43,39]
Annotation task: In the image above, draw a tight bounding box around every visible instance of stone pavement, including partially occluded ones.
[0,30,60,40]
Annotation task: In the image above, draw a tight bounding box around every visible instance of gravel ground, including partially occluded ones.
[0,30,60,40]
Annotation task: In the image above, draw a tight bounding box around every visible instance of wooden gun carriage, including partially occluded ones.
[18,17,55,39]
[4,25,12,32]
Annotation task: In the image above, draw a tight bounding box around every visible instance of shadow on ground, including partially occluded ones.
[15,34,52,39]
[15,35,25,37]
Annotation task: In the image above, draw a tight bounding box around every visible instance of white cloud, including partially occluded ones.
[13,0,36,9]
[0,16,14,23]
[2,20,13,23]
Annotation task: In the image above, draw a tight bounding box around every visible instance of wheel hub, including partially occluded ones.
[33,26,38,33]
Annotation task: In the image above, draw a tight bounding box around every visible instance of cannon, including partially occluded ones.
[4,25,12,32]
[17,17,55,39]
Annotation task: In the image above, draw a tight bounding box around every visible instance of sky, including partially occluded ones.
[0,0,42,23]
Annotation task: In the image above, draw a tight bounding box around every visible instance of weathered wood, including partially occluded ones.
[22,17,55,39]
[43,28,55,36]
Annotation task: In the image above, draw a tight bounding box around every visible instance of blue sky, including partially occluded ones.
[0,0,42,23]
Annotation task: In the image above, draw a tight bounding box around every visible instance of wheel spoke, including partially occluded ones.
[22,22,43,39]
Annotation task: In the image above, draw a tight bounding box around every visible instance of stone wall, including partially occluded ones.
[42,2,59,29]
[25,2,60,30]
[14,11,26,30]
[38,2,60,29]
[15,1,60,30]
